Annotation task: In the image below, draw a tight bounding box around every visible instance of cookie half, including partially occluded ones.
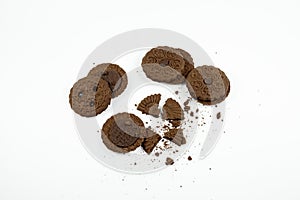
[101,112,145,153]
[69,76,112,117]
[88,63,128,98]
[186,65,230,105]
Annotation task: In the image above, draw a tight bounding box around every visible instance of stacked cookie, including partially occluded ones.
[142,46,230,105]
[69,63,128,117]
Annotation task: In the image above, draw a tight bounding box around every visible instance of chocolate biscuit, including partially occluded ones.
[69,76,112,117]
[186,65,230,105]
[88,63,128,98]
[101,113,145,153]
[141,47,185,84]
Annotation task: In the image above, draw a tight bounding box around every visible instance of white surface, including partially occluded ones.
[1,0,300,199]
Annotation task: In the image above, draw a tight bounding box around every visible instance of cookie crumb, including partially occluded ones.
[155,152,160,157]
[165,157,174,165]
[216,112,221,119]
[175,91,179,95]
[188,156,192,161]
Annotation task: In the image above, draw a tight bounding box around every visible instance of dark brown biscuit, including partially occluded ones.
[137,94,161,117]
[88,63,128,98]
[69,76,112,117]
[162,98,184,120]
[163,128,186,146]
[186,65,230,105]
[101,113,145,153]
[141,128,162,154]
[141,47,185,84]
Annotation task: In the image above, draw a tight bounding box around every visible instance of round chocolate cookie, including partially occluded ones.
[88,63,128,98]
[141,47,186,84]
[186,65,230,105]
[69,76,112,117]
[101,113,145,153]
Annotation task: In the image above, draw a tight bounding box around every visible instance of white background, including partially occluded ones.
[1,0,300,199]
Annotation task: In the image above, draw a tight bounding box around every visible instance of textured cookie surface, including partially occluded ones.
[157,46,194,78]
[69,76,112,117]
[88,63,128,98]
[101,113,145,153]
[162,98,184,120]
[137,94,161,117]
[186,65,230,105]
[176,48,194,77]
[142,47,185,84]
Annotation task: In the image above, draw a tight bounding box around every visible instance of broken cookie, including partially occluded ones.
[137,94,161,117]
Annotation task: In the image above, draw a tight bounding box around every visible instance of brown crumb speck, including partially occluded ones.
[217,112,221,119]
[165,157,174,165]
[190,111,194,117]
[188,156,192,161]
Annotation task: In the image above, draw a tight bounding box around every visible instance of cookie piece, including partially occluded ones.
[137,94,161,117]
[101,113,145,153]
[88,63,128,98]
[141,47,185,84]
[69,76,112,117]
[186,65,230,105]
[162,98,184,120]
[163,128,186,146]
[141,128,162,154]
